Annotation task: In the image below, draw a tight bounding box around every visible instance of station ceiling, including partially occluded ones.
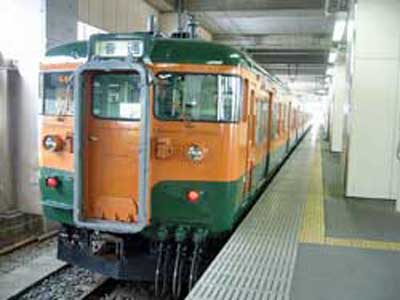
[146,0,349,96]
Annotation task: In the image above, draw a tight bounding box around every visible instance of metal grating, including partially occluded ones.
[187,134,317,300]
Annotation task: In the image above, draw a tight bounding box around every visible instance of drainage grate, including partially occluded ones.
[187,136,317,300]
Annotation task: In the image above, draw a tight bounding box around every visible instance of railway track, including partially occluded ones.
[0,230,58,256]
[80,280,165,300]
[1,234,109,300]
[10,265,109,300]
[1,235,172,300]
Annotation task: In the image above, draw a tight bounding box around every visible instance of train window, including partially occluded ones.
[92,73,141,120]
[155,73,242,123]
[271,103,279,139]
[285,104,290,131]
[43,72,74,116]
[255,100,269,145]
[283,105,288,132]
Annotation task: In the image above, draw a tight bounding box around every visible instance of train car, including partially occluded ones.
[38,31,311,297]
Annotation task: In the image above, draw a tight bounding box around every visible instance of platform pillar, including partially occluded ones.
[345,0,400,200]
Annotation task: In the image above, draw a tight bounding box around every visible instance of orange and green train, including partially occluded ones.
[38,32,310,293]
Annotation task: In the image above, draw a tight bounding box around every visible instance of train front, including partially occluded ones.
[56,35,156,281]
[39,34,245,294]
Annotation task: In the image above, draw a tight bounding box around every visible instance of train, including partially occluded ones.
[39,30,310,297]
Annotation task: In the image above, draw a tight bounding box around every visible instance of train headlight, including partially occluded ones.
[187,145,204,162]
[43,135,63,152]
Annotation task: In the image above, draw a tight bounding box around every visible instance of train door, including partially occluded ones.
[78,70,149,228]
[243,84,256,196]
[84,71,141,223]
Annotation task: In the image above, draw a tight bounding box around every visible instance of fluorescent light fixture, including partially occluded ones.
[328,51,337,63]
[332,20,346,42]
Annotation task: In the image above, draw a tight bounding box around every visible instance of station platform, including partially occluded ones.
[187,128,400,300]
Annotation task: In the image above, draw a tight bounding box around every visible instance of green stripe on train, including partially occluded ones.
[39,143,289,233]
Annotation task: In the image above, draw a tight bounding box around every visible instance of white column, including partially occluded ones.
[346,0,400,201]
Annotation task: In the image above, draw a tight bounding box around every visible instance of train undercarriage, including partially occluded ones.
[58,226,216,298]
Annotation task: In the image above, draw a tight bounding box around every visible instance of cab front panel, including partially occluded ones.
[148,67,249,233]
[149,121,247,234]
[151,178,244,233]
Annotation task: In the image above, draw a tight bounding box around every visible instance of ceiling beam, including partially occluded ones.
[253,55,327,65]
[183,0,324,12]
[248,49,328,65]
[214,34,331,50]
[262,64,327,76]
[144,0,174,12]
[146,0,328,12]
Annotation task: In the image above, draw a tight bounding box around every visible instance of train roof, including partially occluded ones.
[46,41,87,59]
[44,33,287,91]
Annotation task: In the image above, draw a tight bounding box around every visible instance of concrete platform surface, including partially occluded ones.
[291,244,400,300]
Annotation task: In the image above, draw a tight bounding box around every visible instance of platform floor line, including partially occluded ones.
[298,140,325,244]
[187,134,316,300]
[299,137,400,251]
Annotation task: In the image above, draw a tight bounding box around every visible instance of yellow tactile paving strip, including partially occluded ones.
[299,139,400,251]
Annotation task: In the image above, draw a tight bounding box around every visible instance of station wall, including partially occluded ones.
[78,0,158,32]
[0,0,45,214]
[77,0,212,40]
[47,0,78,49]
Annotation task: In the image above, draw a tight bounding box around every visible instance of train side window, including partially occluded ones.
[255,100,269,145]
[43,72,74,116]
[242,79,249,122]
[155,73,242,123]
[277,103,282,136]
[218,76,242,122]
[272,102,282,139]
[287,105,290,130]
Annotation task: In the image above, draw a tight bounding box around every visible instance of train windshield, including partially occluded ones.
[43,72,73,116]
[92,72,141,120]
[155,73,242,122]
